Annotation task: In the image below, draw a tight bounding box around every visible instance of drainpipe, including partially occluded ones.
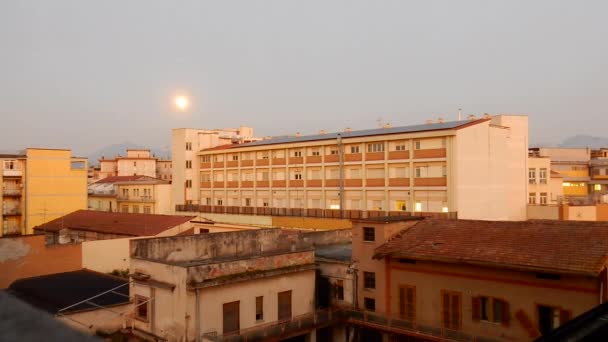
[195,289,201,342]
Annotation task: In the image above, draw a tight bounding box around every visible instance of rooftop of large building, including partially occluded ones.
[33,210,194,237]
[201,118,490,152]
[93,175,169,184]
[7,269,129,314]
[374,218,608,276]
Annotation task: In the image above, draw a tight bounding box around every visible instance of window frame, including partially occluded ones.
[363,271,376,289]
[363,227,375,242]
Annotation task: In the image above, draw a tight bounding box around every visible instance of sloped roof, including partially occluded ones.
[201,119,489,152]
[374,218,608,276]
[8,269,129,314]
[33,210,194,237]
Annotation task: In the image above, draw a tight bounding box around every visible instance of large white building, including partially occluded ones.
[175,115,528,221]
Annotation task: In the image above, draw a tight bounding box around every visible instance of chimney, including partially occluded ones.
[383,123,392,129]
[344,127,352,132]
[482,113,491,119]
[467,115,477,121]
[319,130,327,135]
[295,132,302,137]
[437,117,444,123]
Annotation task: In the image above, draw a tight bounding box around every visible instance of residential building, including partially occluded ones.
[1,148,87,236]
[535,301,608,341]
[33,210,195,244]
[529,147,591,199]
[88,175,172,215]
[589,157,608,200]
[188,115,528,221]
[351,216,608,341]
[527,155,563,205]
[7,269,131,337]
[129,229,319,342]
[171,126,260,209]
[96,149,172,182]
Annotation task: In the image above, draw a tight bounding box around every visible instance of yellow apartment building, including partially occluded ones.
[529,147,591,198]
[88,175,172,215]
[184,115,528,221]
[171,126,260,210]
[0,148,87,236]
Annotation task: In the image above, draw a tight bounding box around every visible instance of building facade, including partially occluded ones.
[527,155,563,206]
[1,148,87,236]
[96,149,172,182]
[529,147,591,200]
[171,126,260,210]
[88,175,172,215]
[352,217,608,341]
[189,115,528,221]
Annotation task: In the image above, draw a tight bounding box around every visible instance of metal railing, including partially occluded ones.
[2,208,21,216]
[117,195,154,202]
[176,204,455,220]
[201,307,502,342]
[2,188,22,196]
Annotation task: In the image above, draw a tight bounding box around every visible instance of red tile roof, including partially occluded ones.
[33,210,195,237]
[374,218,608,276]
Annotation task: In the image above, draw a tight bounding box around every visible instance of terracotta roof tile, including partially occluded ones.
[33,210,194,237]
[374,218,608,276]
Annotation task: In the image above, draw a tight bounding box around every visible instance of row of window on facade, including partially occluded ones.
[528,168,548,184]
[201,165,447,182]
[121,205,152,214]
[200,138,447,162]
[134,291,293,335]
[205,198,447,212]
[528,192,549,205]
[120,188,152,198]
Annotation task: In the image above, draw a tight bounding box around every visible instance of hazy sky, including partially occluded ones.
[1,1,607,155]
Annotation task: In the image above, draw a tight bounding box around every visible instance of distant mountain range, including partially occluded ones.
[87,142,170,166]
[558,135,608,149]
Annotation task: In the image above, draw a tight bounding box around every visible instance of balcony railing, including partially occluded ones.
[2,188,22,196]
[201,307,502,342]
[2,169,23,177]
[117,195,154,202]
[202,307,345,342]
[176,204,456,220]
[2,208,22,216]
[2,224,21,235]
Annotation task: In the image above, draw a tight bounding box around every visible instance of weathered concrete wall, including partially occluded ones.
[82,237,132,273]
[59,304,132,335]
[526,205,560,220]
[131,229,288,263]
[0,234,82,288]
[298,229,351,247]
[187,250,314,284]
[272,216,352,230]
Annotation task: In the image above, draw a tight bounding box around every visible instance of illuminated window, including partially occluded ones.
[415,202,422,212]
[594,184,602,191]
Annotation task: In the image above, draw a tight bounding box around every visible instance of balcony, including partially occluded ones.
[203,307,345,342]
[116,195,154,202]
[2,169,22,177]
[2,188,22,197]
[2,208,21,216]
[2,224,21,236]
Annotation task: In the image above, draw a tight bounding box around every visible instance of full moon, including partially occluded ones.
[174,96,189,111]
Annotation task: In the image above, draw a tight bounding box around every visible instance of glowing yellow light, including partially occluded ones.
[174,96,189,111]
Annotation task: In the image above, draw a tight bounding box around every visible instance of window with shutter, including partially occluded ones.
[223,301,240,334]
[399,285,416,321]
[278,290,292,321]
[441,290,462,330]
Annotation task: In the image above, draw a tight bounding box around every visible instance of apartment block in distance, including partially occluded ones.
[187,115,528,221]
[97,149,172,182]
[88,175,172,214]
[352,216,608,341]
[0,148,87,236]
[529,147,591,200]
[171,126,260,209]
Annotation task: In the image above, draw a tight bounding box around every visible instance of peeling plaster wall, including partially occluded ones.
[186,251,314,284]
[0,235,82,288]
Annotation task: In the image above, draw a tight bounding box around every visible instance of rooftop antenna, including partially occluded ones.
[458,108,462,121]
